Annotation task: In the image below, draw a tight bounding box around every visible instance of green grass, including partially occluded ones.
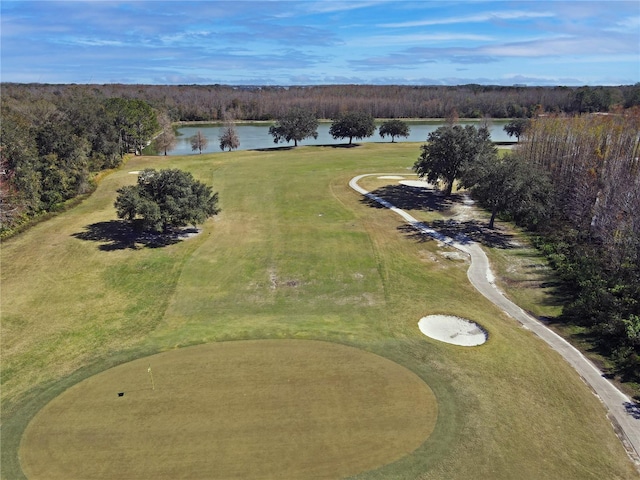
[21,340,437,480]
[2,143,637,479]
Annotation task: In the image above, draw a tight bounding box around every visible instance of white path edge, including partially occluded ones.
[350,173,640,466]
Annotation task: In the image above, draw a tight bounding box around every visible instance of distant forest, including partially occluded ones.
[3,82,640,122]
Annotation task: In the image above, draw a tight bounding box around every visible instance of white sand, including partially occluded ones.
[418,315,487,346]
[128,171,140,174]
[399,180,433,189]
[378,175,405,179]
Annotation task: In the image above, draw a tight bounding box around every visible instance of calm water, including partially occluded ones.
[163,120,512,156]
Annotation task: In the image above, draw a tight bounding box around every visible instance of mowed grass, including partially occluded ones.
[21,340,437,479]
[1,143,637,479]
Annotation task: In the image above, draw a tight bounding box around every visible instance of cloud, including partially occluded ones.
[351,29,640,69]
[349,33,494,47]
[300,0,393,15]
[379,10,556,28]
[483,34,638,57]
[609,15,640,32]
[350,46,498,69]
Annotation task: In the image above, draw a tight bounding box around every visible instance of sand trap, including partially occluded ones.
[128,171,140,174]
[378,175,405,179]
[418,315,487,346]
[399,180,433,189]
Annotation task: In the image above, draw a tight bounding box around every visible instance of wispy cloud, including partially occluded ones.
[380,10,555,28]
[349,33,494,47]
[302,0,393,14]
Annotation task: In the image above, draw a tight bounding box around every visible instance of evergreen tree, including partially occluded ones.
[414,125,495,196]
[329,111,376,145]
[379,119,410,142]
[268,107,318,147]
[115,169,219,232]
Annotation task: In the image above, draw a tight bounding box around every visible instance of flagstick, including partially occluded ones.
[148,364,155,391]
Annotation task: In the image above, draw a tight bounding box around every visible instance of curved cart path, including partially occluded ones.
[350,173,640,466]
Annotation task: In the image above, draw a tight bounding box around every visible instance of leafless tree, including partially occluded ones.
[190,130,208,154]
[155,112,176,155]
[219,121,240,151]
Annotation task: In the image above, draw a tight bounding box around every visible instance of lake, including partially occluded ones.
[161,120,513,156]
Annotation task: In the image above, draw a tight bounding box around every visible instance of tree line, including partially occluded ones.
[3,83,639,123]
[517,111,640,385]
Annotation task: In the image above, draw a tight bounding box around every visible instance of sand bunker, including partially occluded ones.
[399,180,433,189]
[418,315,487,346]
[378,175,405,179]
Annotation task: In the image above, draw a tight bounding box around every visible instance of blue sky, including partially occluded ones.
[1,1,639,85]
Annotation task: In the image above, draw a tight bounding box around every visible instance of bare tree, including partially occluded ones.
[219,121,240,151]
[190,130,208,154]
[155,112,176,155]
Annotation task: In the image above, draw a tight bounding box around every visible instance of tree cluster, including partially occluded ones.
[414,123,552,227]
[267,108,384,147]
[1,89,158,235]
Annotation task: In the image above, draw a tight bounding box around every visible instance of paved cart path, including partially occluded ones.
[350,173,640,466]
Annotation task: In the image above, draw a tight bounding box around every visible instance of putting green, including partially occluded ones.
[20,340,437,479]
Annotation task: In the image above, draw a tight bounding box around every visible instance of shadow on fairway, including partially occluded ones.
[397,220,517,249]
[72,220,185,250]
[362,185,457,212]
[360,185,516,249]
[251,145,295,152]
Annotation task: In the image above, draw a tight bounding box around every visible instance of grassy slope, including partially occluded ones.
[1,143,636,479]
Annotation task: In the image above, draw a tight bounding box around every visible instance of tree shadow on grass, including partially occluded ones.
[362,184,515,248]
[361,184,457,212]
[251,145,295,152]
[396,220,516,249]
[326,143,361,148]
[431,219,517,249]
[72,220,189,251]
